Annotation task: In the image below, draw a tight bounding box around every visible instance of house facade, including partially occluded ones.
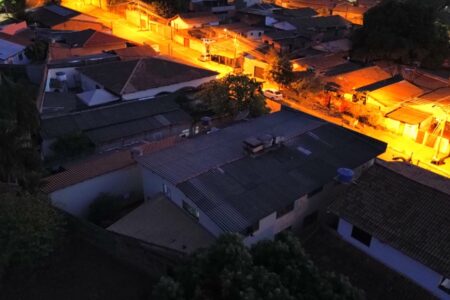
[137,108,386,245]
[329,164,450,299]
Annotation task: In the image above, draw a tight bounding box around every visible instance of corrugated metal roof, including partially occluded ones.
[40,94,190,142]
[138,109,326,185]
[177,124,386,233]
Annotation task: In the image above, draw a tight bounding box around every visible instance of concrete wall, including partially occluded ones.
[50,165,142,217]
[336,218,449,299]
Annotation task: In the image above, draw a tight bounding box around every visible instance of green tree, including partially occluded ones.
[152,233,365,300]
[2,0,26,19]
[0,192,65,277]
[0,72,42,192]
[290,73,325,99]
[352,0,449,68]
[25,41,49,62]
[268,52,295,88]
[197,74,269,118]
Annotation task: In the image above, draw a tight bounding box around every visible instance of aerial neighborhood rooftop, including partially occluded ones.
[0,0,449,299]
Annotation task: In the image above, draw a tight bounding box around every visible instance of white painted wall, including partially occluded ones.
[0,50,29,64]
[50,165,142,217]
[45,67,80,91]
[336,218,450,299]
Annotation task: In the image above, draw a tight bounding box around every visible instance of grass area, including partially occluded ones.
[303,228,436,300]
[1,235,155,300]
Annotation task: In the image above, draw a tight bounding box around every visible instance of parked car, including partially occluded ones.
[264,89,283,101]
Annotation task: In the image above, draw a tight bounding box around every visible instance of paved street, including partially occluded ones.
[282,97,450,178]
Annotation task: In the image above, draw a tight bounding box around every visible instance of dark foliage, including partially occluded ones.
[352,0,449,68]
[196,74,269,118]
[152,233,365,300]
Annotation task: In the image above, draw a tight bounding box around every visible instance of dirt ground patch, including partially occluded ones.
[303,228,436,300]
[1,235,155,300]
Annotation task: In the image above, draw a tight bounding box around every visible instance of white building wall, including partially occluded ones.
[122,75,218,100]
[50,165,142,217]
[45,67,80,91]
[337,218,449,299]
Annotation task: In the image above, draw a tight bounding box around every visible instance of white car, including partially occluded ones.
[264,89,283,101]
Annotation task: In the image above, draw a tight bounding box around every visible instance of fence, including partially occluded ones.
[65,212,185,277]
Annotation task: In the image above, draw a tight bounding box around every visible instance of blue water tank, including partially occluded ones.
[337,168,354,183]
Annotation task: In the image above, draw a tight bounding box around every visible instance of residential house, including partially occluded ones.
[0,33,31,64]
[76,58,218,101]
[215,23,265,40]
[326,65,392,95]
[170,12,220,30]
[47,29,130,61]
[362,79,425,112]
[28,4,108,32]
[328,163,450,299]
[331,3,368,25]
[271,15,352,42]
[262,29,312,54]
[137,108,386,245]
[42,137,179,217]
[43,57,218,105]
[238,3,284,26]
[40,95,192,155]
[291,52,349,73]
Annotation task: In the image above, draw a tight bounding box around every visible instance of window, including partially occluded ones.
[258,32,262,37]
[18,53,23,61]
[303,211,318,228]
[307,186,323,198]
[351,225,372,247]
[182,200,199,219]
[439,277,450,294]
[276,202,294,218]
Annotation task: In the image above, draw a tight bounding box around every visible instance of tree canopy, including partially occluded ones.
[0,72,42,192]
[152,233,365,300]
[197,74,269,118]
[268,51,295,88]
[0,191,64,274]
[351,0,449,68]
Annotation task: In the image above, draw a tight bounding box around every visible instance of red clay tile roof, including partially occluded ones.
[0,32,32,46]
[42,136,180,193]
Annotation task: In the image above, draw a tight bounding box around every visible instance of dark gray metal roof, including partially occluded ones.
[138,109,326,185]
[40,95,191,143]
[177,123,386,233]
